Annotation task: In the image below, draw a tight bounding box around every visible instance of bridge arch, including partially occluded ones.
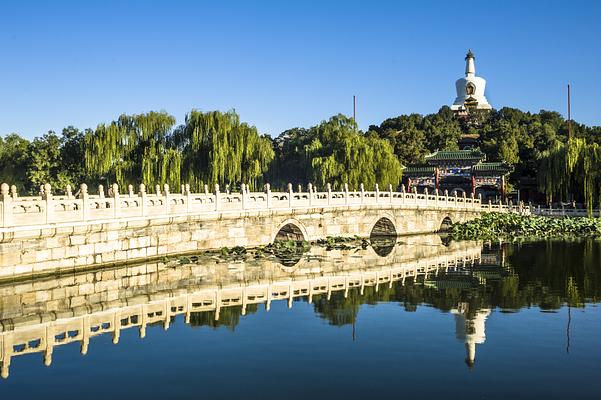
[439,216,453,232]
[273,219,308,242]
[370,216,397,237]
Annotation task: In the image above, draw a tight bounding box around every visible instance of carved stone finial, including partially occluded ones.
[0,183,9,196]
[241,183,246,193]
[344,183,349,191]
[181,184,185,194]
[360,183,365,191]
[155,185,161,196]
[225,184,230,194]
[44,183,52,196]
[111,183,119,197]
[308,183,313,192]
[265,183,271,192]
[388,184,393,192]
[401,184,405,193]
[375,183,379,191]
[128,184,134,196]
[185,184,190,195]
[10,185,17,198]
[204,184,209,195]
[98,184,104,198]
[444,189,449,196]
[80,183,88,196]
[214,183,220,193]
[139,183,146,194]
[424,187,429,195]
[287,183,293,192]
[66,184,72,198]
[297,184,302,193]
[163,183,170,195]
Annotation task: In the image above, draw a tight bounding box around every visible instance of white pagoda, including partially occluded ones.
[451,50,492,112]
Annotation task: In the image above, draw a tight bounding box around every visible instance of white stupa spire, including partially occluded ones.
[451,49,492,111]
[465,49,475,76]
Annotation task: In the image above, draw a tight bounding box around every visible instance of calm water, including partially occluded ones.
[1,236,600,399]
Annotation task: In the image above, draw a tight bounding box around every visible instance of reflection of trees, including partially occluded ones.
[189,305,259,331]
[186,240,600,329]
[312,240,601,326]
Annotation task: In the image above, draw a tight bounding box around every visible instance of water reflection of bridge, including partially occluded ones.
[0,237,482,378]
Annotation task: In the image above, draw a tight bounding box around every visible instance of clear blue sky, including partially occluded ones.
[1,0,600,139]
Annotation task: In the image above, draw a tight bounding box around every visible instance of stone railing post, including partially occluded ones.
[128,184,134,197]
[308,183,313,207]
[287,183,293,208]
[401,184,406,204]
[163,184,170,214]
[185,184,191,213]
[139,184,147,217]
[79,184,89,221]
[240,183,247,209]
[389,184,393,204]
[10,185,17,200]
[155,184,161,197]
[444,189,449,207]
[462,192,467,209]
[1,183,13,227]
[434,188,439,207]
[111,183,120,218]
[344,183,349,205]
[488,199,492,211]
[214,184,221,211]
[43,183,53,224]
[265,183,271,209]
[297,184,302,193]
[424,187,429,206]
[375,184,380,204]
[412,187,417,206]
[360,183,365,204]
[453,191,458,208]
[66,184,73,199]
[326,183,332,205]
[470,192,475,210]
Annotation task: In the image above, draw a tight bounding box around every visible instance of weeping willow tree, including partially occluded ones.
[305,115,403,190]
[84,112,181,191]
[538,137,601,215]
[172,110,274,191]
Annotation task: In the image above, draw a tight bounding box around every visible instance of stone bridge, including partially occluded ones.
[0,182,520,279]
[0,235,482,379]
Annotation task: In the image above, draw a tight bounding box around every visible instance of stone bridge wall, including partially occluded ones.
[0,182,519,280]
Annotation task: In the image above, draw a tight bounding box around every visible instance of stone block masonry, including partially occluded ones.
[0,182,524,279]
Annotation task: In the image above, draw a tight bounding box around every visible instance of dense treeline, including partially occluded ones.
[1,106,599,203]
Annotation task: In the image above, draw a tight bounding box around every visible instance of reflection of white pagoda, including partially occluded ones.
[451,302,491,368]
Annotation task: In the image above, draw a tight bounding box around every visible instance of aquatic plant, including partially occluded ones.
[450,212,601,240]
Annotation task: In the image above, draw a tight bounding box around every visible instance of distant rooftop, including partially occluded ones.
[425,149,486,163]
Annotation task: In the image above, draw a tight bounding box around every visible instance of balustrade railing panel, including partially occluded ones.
[0,182,530,228]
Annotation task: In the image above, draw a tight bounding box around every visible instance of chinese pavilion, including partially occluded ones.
[403,149,512,201]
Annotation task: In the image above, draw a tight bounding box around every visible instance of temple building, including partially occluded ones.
[403,149,512,201]
[451,49,492,113]
[402,50,511,201]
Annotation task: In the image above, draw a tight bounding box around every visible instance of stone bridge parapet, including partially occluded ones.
[0,182,522,279]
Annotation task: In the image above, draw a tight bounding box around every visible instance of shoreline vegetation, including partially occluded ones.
[449,213,601,240]
[1,106,600,210]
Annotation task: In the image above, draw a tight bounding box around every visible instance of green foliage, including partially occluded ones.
[449,213,601,240]
[84,111,180,191]
[173,110,274,191]
[0,134,30,193]
[273,114,403,189]
[538,138,601,213]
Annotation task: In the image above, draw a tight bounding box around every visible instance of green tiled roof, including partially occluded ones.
[425,149,486,162]
[472,162,513,174]
[403,166,436,175]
